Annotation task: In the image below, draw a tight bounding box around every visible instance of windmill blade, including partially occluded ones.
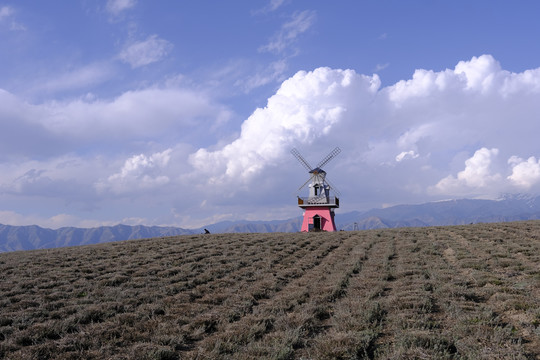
[291,148,313,172]
[317,147,341,169]
[298,175,314,191]
[324,176,341,197]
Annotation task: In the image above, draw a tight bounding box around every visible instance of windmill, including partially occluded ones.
[291,147,341,232]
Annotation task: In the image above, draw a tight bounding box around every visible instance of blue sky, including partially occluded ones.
[2,1,540,229]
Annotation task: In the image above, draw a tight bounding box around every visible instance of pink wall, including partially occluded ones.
[300,207,337,232]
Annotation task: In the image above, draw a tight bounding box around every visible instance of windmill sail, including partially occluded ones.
[317,147,341,169]
[291,148,313,172]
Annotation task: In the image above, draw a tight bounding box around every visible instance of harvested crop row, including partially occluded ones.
[188,232,371,359]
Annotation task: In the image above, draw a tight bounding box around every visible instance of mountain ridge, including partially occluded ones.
[3,195,540,252]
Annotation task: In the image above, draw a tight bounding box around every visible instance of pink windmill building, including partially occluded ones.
[291,147,341,232]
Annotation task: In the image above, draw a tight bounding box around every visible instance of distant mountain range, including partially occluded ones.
[2,194,540,252]
[338,194,540,230]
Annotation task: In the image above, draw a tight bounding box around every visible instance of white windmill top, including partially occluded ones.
[291,147,341,206]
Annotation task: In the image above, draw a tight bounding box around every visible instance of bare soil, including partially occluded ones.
[0,221,539,359]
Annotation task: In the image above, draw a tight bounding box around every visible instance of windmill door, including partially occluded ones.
[312,215,321,231]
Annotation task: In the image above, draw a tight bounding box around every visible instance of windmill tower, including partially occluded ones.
[291,147,341,232]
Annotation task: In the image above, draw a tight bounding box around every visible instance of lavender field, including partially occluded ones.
[1,221,539,359]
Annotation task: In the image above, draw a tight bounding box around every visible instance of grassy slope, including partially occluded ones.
[0,222,539,359]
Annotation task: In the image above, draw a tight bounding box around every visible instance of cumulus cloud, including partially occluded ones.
[508,156,540,189]
[433,148,501,194]
[259,10,316,54]
[190,67,380,184]
[190,55,540,213]
[387,55,511,104]
[119,35,173,68]
[454,55,503,92]
[96,149,172,194]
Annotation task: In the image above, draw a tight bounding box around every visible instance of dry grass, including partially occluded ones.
[0,221,539,359]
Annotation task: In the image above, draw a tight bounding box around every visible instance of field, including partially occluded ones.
[0,221,539,359]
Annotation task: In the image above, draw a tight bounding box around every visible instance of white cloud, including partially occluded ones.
[389,68,450,104]
[190,55,540,213]
[119,35,173,68]
[253,0,287,14]
[508,156,540,189]
[374,63,389,72]
[388,55,509,104]
[96,149,172,194]
[236,60,288,91]
[0,210,119,229]
[25,86,228,144]
[395,150,418,162]
[32,63,114,94]
[259,10,316,54]
[433,148,501,194]
[0,75,233,209]
[106,0,136,15]
[0,154,110,206]
[396,124,433,150]
[190,67,380,184]
[388,55,540,106]
[4,54,540,227]
[268,0,287,11]
[454,55,503,92]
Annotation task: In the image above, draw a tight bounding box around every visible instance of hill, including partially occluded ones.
[0,224,193,252]
[0,221,539,359]
[3,194,540,252]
